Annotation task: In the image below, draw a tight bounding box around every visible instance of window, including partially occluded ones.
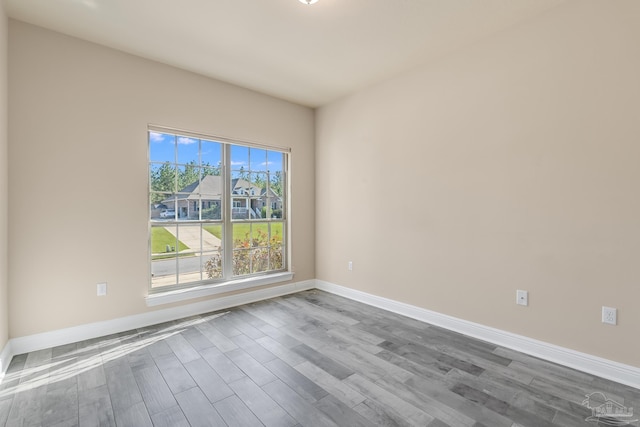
[149,127,288,292]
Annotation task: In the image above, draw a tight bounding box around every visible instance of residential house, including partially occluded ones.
[161,175,282,219]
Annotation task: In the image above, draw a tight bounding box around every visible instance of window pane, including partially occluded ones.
[250,148,267,172]
[177,165,200,193]
[151,224,186,288]
[149,132,175,163]
[267,151,283,173]
[150,163,177,193]
[201,139,221,170]
[251,248,269,273]
[177,136,199,165]
[233,249,251,276]
[200,197,221,220]
[149,128,288,288]
[203,250,222,279]
[269,170,284,198]
[231,145,249,172]
[178,255,202,285]
[269,245,284,270]
[151,194,174,220]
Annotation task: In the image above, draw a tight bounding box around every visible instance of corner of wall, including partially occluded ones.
[0,0,11,364]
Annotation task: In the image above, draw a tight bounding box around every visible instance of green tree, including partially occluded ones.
[178,161,200,190]
[270,171,283,196]
[150,162,176,203]
[202,161,221,177]
[238,166,248,180]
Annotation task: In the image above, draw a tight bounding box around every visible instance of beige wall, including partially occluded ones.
[8,21,315,337]
[0,3,8,351]
[316,0,640,367]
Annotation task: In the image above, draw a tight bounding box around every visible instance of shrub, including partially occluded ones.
[201,205,221,220]
[204,228,282,278]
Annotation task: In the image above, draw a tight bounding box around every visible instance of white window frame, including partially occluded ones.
[146,125,292,306]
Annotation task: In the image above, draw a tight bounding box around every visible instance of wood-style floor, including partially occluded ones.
[0,290,638,426]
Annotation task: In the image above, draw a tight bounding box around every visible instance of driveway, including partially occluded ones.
[163,224,222,252]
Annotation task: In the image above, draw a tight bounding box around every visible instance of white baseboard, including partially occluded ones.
[3,278,638,391]
[5,279,314,363]
[315,280,640,390]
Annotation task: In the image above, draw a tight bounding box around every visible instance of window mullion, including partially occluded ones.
[223,144,233,278]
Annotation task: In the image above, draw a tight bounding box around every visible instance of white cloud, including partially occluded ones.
[177,137,197,145]
[149,132,165,143]
[231,161,246,166]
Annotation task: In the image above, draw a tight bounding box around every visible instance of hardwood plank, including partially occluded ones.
[214,395,263,427]
[265,357,329,403]
[181,326,216,352]
[228,376,297,427]
[262,379,340,427]
[41,377,79,426]
[132,365,177,415]
[153,353,197,394]
[0,397,12,426]
[199,346,246,384]
[183,357,234,403]
[290,343,354,380]
[353,398,415,427]
[225,348,277,386]
[150,405,190,427]
[255,335,307,366]
[231,333,278,364]
[224,310,267,339]
[195,321,239,353]
[175,387,226,427]
[165,333,201,364]
[77,361,107,392]
[315,393,376,427]
[78,384,116,427]
[344,374,435,426]
[255,322,304,349]
[294,361,366,408]
[113,401,152,427]
[103,359,144,417]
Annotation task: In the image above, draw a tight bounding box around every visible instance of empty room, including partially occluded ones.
[0,0,638,426]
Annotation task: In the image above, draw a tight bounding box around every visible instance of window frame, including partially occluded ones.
[147,125,291,302]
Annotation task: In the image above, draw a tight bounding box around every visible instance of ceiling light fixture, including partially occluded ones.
[299,0,319,4]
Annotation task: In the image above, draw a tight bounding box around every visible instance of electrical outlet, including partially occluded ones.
[516,290,528,306]
[602,306,617,325]
[97,282,107,297]
[348,261,353,271]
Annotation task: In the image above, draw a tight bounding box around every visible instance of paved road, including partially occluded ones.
[152,225,221,279]
[151,253,221,276]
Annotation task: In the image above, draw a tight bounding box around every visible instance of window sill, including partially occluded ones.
[145,272,294,307]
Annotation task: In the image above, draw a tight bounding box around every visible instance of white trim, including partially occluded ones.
[0,340,12,380]
[8,279,314,357]
[146,272,295,307]
[315,280,640,390]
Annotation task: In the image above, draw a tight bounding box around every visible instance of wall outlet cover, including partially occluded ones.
[516,290,528,306]
[602,306,617,325]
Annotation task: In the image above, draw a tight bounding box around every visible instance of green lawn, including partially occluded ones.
[151,227,189,254]
[203,222,283,242]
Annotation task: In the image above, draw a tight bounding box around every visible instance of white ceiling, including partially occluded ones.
[5,0,566,107]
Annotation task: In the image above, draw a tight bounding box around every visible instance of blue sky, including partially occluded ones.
[149,131,283,173]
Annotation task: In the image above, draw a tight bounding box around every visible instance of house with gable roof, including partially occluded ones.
[161,175,282,220]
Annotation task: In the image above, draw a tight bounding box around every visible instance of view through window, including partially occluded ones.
[149,127,287,290]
